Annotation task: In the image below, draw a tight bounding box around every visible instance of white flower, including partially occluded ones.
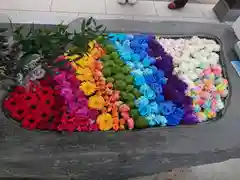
[29,65,46,81]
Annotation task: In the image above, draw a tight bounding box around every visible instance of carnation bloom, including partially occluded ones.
[80,81,97,96]
[97,113,113,131]
[88,95,105,110]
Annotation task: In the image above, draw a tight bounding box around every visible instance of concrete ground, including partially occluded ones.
[129,159,240,180]
[0,0,239,180]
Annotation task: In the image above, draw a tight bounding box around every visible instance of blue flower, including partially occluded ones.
[154,69,164,79]
[131,53,141,62]
[156,94,165,104]
[167,107,184,126]
[133,74,145,86]
[146,115,156,126]
[135,62,144,70]
[125,61,135,69]
[121,52,132,62]
[142,57,152,68]
[202,100,211,109]
[144,74,156,84]
[149,83,162,94]
[139,51,148,60]
[193,104,201,113]
[139,105,151,116]
[143,68,153,75]
[131,69,143,76]
[141,43,148,50]
[149,101,159,114]
[149,57,156,64]
[135,96,149,107]
[140,84,156,100]
[155,115,167,126]
[158,101,176,116]
[174,107,184,118]
[166,115,180,126]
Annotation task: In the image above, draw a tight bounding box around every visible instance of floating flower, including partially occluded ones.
[97,113,113,131]
[80,81,97,96]
[88,95,105,110]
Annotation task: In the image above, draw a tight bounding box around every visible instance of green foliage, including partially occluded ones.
[0,17,106,84]
[0,28,20,80]
[70,17,106,55]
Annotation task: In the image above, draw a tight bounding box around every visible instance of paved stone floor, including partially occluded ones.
[129,159,240,180]
[143,0,218,4]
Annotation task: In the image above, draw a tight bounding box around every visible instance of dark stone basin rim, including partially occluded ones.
[0,20,238,179]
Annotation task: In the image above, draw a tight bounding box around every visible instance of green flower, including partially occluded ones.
[120,91,128,100]
[115,80,126,91]
[105,45,115,53]
[106,77,115,83]
[135,117,149,129]
[122,65,131,74]
[132,88,142,98]
[113,58,124,66]
[103,60,115,68]
[102,67,112,77]
[126,85,134,92]
[126,93,135,101]
[130,109,140,119]
[101,55,110,62]
[125,75,133,84]
[110,52,119,59]
[113,73,123,80]
[127,101,135,109]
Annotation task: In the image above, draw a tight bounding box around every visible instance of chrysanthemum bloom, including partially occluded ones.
[80,81,97,96]
[88,95,105,110]
[97,113,113,131]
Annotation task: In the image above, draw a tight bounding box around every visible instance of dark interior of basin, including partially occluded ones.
[1,31,230,131]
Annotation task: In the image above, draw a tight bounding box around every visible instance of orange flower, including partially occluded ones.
[113,123,119,131]
[88,95,105,110]
[97,113,113,131]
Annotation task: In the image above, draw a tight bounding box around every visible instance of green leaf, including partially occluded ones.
[86,17,93,26]
[52,60,68,67]
[92,18,97,26]
[96,25,103,30]
[81,19,86,33]
[42,64,55,76]
[16,54,40,72]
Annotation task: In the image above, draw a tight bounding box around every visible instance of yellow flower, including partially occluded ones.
[66,54,80,61]
[97,113,113,131]
[88,95,105,110]
[80,82,97,96]
[75,56,88,68]
[76,68,94,81]
[88,41,95,51]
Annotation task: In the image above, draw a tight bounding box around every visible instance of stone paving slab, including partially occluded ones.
[0,0,218,24]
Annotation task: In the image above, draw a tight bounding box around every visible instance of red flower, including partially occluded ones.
[57,123,76,132]
[39,75,55,87]
[12,86,26,95]
[22,114,41,130]
[11,106,28,121]
[40,95,55,107]
[76,125,89,132]
[23,93,38,108]
[36,86,54,98]
[89,123,98,131]
[35,108,52,122]
[3,95,20,111]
